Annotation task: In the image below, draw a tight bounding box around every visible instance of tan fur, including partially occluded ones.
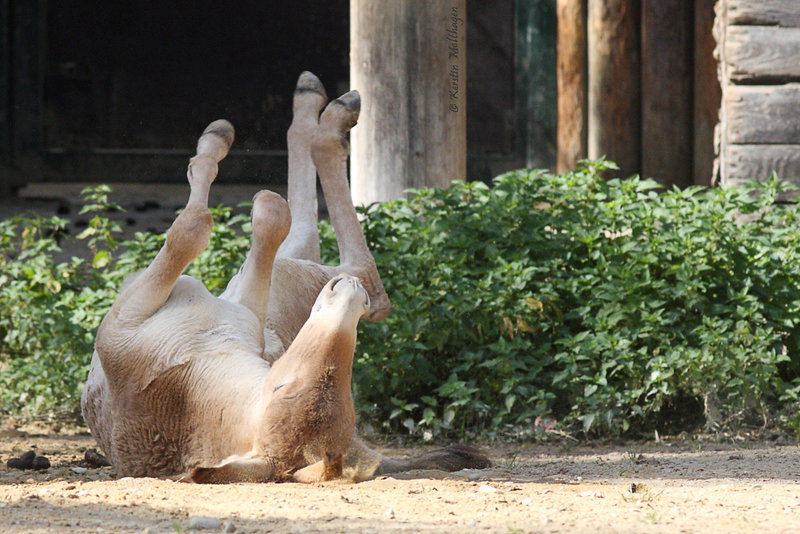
[81,73,489,484]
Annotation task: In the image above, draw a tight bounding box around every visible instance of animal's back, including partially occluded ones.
[82,275,270,476]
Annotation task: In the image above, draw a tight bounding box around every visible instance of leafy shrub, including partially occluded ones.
[3,163,800,437]
[344,161,800,437]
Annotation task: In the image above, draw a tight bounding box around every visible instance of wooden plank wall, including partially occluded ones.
[717,0,800,187]
[557,0,721,186]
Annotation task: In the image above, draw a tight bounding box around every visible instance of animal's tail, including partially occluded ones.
[343,438,491,481]
[375,444,491,475]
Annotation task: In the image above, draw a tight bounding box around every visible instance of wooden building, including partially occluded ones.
[556,0,720,187]
[715,0,800,189]
[0,1,535,201]
[3,1,798,204]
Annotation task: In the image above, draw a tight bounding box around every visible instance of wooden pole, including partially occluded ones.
[556,0,587,173]
[587,0,640,177]
[350,1,466,206]
[693,0,721,186]
[641,0,692,187]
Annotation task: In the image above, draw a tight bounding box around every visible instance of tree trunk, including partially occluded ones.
[350,0,466,205]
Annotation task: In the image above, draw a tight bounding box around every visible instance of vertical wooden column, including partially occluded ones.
[556,0,587,173]
[641,0,692,188]
[350,0,466,205]
[693,0,721,186]
[587,0,640,177]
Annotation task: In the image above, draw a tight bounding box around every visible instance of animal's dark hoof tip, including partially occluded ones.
[85,448,111,468]
[335,90,361,114]
[296,71,327,97]
[201,120,235,150]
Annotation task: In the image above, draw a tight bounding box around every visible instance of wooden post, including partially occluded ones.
[350,1,466,205]
[587,0,640,177]
[641,0,692,187]
[693,0,721,186]
[556,0,587,173]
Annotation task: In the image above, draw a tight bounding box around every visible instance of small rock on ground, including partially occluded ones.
[187,516,222,530]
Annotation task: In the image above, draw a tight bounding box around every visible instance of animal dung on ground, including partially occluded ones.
[6,450,50,470]
[84,448,111,467]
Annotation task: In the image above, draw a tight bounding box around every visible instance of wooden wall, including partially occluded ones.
[716,0,800,187]
[557,0,720,187]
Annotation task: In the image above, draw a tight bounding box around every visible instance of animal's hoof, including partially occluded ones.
[313,91,361,157]
[322,451,344,480]
[202,120,235,149]
[197,120,235,163]
[293,72,328,117]
[295,71,327,98]
[291,452,344,483]
[335,90,360,115]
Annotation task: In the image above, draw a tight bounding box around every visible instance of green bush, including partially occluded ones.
[2,163,800,437]
[345,161,800,437]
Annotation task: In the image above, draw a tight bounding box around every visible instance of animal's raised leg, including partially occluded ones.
[311,92,391,321]
[277,71,328,262]
[219,190,291,327]
[221,72,324,330]
[100,120,234,324]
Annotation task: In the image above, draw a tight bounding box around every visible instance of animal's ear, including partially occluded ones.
[190,456,275,484]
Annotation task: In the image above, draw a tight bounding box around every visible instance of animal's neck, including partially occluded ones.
[296,323,356,386]
[261,318,358,399]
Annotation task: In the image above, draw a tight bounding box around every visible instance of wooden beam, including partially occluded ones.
[715,0,729,185]
[350,1,466,205]
[587,0,640,177]
[725,26,800,84]
[641,0,692,187]
[726,84,800,144]
[556,0,587,173]
[693,0,721,186]
[727,0,800,27]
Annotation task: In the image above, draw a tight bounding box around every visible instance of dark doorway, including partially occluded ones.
[44,1,349,183]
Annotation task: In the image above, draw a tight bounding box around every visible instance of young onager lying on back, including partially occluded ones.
[81,72,489,483]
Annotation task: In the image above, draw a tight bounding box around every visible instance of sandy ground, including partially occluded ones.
[0,428,798,534]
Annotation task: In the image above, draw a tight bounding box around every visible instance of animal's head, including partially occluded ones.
[311,273,370,325]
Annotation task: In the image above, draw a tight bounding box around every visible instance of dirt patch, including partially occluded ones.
[0,428,798,533]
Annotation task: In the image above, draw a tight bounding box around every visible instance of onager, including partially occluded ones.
[81,72,489,483]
